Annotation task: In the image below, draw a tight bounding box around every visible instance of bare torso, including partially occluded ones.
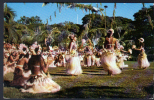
[28,55,49,75]
[17,57,29,66]
[104,37,117,50]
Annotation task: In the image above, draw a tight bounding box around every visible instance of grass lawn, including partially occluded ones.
[3,61,154,99]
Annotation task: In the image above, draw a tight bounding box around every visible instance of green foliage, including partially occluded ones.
[4,3,16,23]
[133,6,154,37]
[82,14,105,29]
[4,21,30,44]
[17,16,42,25]
[133,6,154,48]
[4,3,153,51]
[97,37,105,47]
[21,35,33,46]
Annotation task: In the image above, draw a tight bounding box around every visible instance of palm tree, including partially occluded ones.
[4,3,33,44]
[4,3,16,23]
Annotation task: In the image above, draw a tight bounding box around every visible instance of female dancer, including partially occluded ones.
[47,52,56,68]
[84,45,93,67]
[21,44,61,93]
[3,52,16,76]
[132,38,150,69]
[101,29,121,76]
[10,44,31,87]
[66,34,82,75]
[5,50,19,74]
[10,52,31,87]
[116,45,132,70]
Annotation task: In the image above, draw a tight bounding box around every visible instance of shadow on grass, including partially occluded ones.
[50,86,136,98]
[82,72,107,76]
[84,70,100,72]
[50,73,76,76]
[3,80,11,87]
[56,72,66,73]
[143,83,154,99]
[87,73,108,76]
[3,80,22,89]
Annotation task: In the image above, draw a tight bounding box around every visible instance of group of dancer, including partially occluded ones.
[3,28,150,94]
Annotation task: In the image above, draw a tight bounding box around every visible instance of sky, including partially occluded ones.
[6,3,154,25]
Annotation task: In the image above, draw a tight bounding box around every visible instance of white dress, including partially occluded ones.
[66,42,82,75]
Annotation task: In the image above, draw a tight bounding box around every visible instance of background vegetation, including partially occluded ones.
[3,3,154,60]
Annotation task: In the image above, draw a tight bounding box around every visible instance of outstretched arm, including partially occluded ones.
[132,45,142,51]
[133,48,141,51]
[120,49,129,53]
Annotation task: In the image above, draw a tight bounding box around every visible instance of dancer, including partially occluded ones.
[66,34,82,75]
[54,53,66,67]
[10,52,31,87]
[116,45,132,70]
[84,46,93,67]
[10,44,31,87]
[95,52,101,67]
[47,52,56,68]
[101,29,121,76]
[3,52,16,76]
[21,44,61,93]
[132,38,150,69]
[5,50,19,74]
[86,39,93,67]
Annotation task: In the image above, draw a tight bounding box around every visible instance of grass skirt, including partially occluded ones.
[95,58,100,67]
[137,52,150,69]
[66,56,82,75]
[3,64,16,76]
[101,51,121,75]
[116,57,128,69]
[20,72,61,93]
[10,66,31,87]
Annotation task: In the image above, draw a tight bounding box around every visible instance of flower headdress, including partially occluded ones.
[81,39,86,44]
[18,43,29,55]
[68,34,74,40]
[29,43,42,55]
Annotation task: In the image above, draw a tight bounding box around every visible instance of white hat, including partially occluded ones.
[138,38,144,43]
[108,29,114,33]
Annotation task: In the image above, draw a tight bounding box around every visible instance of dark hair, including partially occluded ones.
[69,35,74,40]
[23,47,26,51]
[139,42,144,48]
[24,53,29,58]
[58,54,63,60]
[35,47,39,53]
[108,31,112,33]
[74,34,77,38]
[19,54,24,59]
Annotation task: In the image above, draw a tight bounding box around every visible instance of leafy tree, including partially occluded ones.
[133,6,154,48]
[4,3,16,23]
[4,4,30,44]
[17,16,42,25]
